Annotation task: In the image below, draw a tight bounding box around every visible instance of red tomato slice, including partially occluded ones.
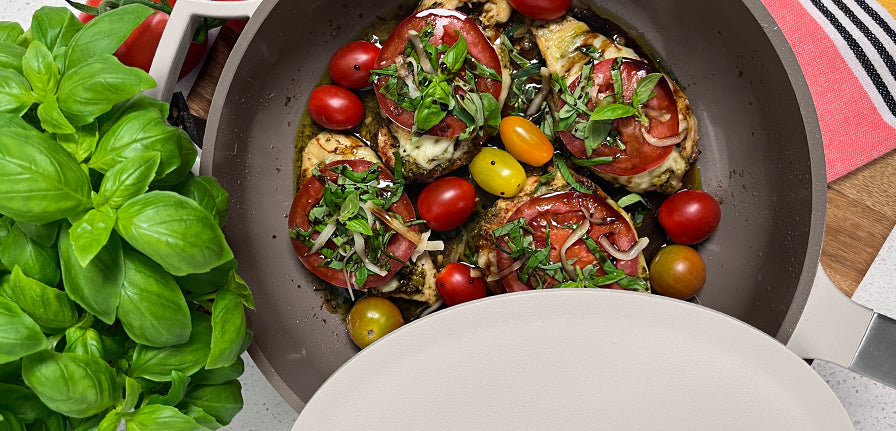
[494,191,640,292]
[288,160,417,289]
[560,58,679,176]
[372,9,503,138]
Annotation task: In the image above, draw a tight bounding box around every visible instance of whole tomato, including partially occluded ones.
[346,296,404,348]
[417,177,476,231]
[78,0,207,80]
[657,190,722,245]
[508,0,572,20]
[328,41,380,89]
[436,263,487,306]
[307,85,365,130]
[649,245,706,300]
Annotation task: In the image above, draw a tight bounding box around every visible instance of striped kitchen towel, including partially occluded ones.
[762,0,896,181]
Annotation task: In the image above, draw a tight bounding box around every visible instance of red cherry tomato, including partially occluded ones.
[328,41,380,89]
[307,85,364,130]
[657,190,721,245]
[649,245,706,299]
[417,177,476,231]
[78,0,207,80]
[436,263,487,306]
[508,0,572,20]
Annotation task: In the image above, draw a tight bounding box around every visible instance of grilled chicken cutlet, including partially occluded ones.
[477,165,650,294]
[532,16,699,193]
[292,132,440,305]
[371,1,514,182]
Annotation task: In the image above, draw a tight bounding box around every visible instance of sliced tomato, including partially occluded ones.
[372,9,503,138]
[560,57,679,176]
[494,191,640,292]
[288,160,417,289]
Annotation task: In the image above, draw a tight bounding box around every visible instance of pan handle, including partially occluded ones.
[787,266,896,387]
[144,0,264,104]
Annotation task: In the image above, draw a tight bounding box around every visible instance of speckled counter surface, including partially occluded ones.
[5,2,895,429]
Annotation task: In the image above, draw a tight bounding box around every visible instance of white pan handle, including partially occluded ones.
[787,265,896,387]
[145,0,264,104]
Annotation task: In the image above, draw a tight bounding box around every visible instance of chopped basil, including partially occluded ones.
[554,157,592,194]
[441,31,467,73]
[590,103,637,121]
[616,193,649,208]
[466,57,502,80]
[584,119,612,156]
[611,57,624,103]
[414,79,454,132]
[570,156,615,166]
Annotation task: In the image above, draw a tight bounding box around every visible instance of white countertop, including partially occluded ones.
[5,3,895,429]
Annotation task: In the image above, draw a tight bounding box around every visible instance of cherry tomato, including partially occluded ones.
[436,263,487,306]
[469,148,526,198]
[657,190,721,245]
[649,245,706,300]
[499,116,554,166]
[307,85,364,130]
[346,296,405,348]
[417,177,476,231]
[328,41,380,89]
[508,0,572,20]
[78,0,207,80]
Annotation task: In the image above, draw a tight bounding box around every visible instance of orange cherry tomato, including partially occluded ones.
[649,245,706,300]
[499,116,554,167]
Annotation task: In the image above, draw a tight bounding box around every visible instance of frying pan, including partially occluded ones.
[146,0,896,410]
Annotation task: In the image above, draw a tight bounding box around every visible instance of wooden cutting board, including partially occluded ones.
[187,27,896,298]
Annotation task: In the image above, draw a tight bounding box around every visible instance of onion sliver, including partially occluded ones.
[599,235,649,261]
[407,31,436,75]
[486,257,526,282]
[364,202,444,261]
[411,230,444,261]
[307,222,337,255]
[353,231,389,277]
[525,67,552,116]
[560,220,591,280]
[642,126,687,147]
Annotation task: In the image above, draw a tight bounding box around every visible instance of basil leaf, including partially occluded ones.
[116,191,234,276]
[174,175,229,226]
[56,121,98,163]
[191,356,244,386]
[0,410,25,431]
[442,31,467,72]
[480,92,501,129]
[570,156,614,166]
[95,151,160,209]
[57,54,156,126]
[130,312,212,381]
[0,297,46,364]
[611,57,623,102]
[616,192,648,208]
[63,326,105,358]
[0,128,92,224]
[69,206,117,267]
[143,370,190,406]
[96,94,169,136]
[633,73,663,106]
[0,42,25,73]
[59,227,124,325]
[97,410,123,431]
[466,57,502,80]
[0,69,36,116]
[178,380,243,427]
[32,413,67,431]
[584,119,612,156]
[22,41,59,100]
[30,7,83,53]
[225,271,254,309]
[182,405,222,430]
[206,287,246,369]
[0,22,24,44]
[338,192,361,222]
[589,103,637,121]
[174,259,237,299]
[8,266,78,331]
[0,113,33,131]
[0,383,52,423]
[64,4,152,70]
[345,218,373,236]
[0,222,60,287]
[124,404,208,431]
[22,350,118,418]
[117,248,192,347]
[36,95,75,134]
[120,376,142,412]
[554,157,592,194]
[414,80,452,132]
[16,220,59,248]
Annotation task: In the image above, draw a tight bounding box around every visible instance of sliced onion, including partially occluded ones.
[343,250,358,299]
[486,257,526,282]
[395,57,421,98]
[307,222,337,255]
[410,230,445,262]
[360,203,375,228]
[579,200,618,226]
[407,30,436,74]
[469,267,483,278]
[353,231,389,277]
[641,126,688,147]
[418,300,444,318]
[525,67,552,116]
[643,107,672,122]
[363,202,444,261]
[560,220,591,279]
[599,235,649,261]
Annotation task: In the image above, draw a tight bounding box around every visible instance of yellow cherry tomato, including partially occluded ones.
[469,148,526,198]
[346,296,404,348]
[499,116,554,166]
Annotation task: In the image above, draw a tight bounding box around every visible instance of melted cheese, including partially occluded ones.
[396,132,457,171]
[599,149,689,193]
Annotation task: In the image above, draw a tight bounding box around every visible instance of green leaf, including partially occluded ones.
[16,220,59,248]
[0,69,35,116]
[22,350,118,418]
[57,55,155,126]
[30,7,83,53]
[55,121,98,162]
[0,128,92,224]
[206,287,246,369]
[178,380,243,426]
[345,218,373,236]
[22,41,59,100]
[173,175,229,226]
[123,404,208,431]
[589,103,637,121]
[584,119,612,156]
[633,73,663,106]
[442,31,467,73]
[0,113,33,131]
[96,410,123,431]
[182,405,222,430]
[130,312,212,381]
[554,157,592,194]
[414,79,453,132]
[59,227,124,325]
[0,42,26,73]
[8,266,78,331]
[190,357,244,386]
[116,192,234,276]
[117,248,192,347]
[0,411,25,431]
[174,259,237,299]
[225,271,254,309]
[96,94,169,136]
[31,413,66,431]
[143,370,190,407]
[36,95,75,134]
[69,206,117,267]
[0,383,52,423]
[95,152,160,209]
[0,22,24,44]
[480,92,501,128]
[63,326,104,359]
[0,222,60,286]
[0,297,46,364]
[466,56,502,80]
[616,192,648,208]
[121,376,142,412]
[570,156,615,167]
[64,4,153,70]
